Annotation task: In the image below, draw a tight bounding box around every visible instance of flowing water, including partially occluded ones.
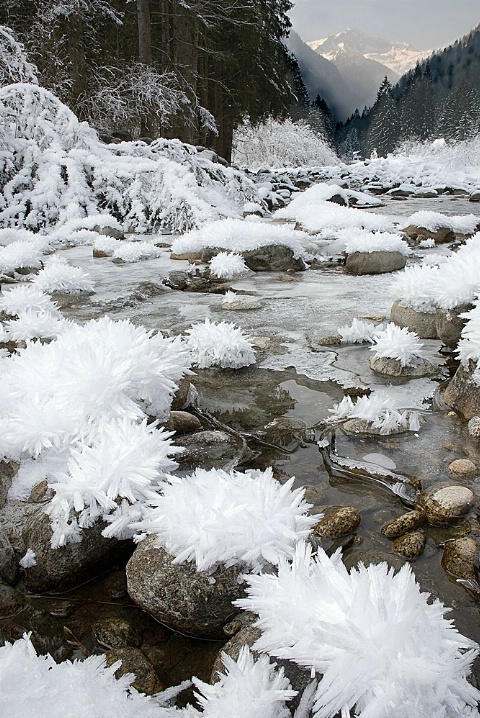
[4,194,480,688]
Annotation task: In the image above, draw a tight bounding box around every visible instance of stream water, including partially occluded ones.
[3,194,480,689]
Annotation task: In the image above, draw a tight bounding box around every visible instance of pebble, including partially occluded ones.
[380,510,425,538]
[441,537,478,580]
[468,416,480,437]
[392,529,427,560]
[92,617,142,650]
[419,485,475,524]
[313,506,361,539]
[448,459,477,476]
[104,648,163,694]
[164,411,202,435]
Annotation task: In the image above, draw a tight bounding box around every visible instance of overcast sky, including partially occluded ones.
[288,1,480,51]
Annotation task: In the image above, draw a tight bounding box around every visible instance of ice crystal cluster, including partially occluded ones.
[329,393,421,434]
[185,318,256,368]
[457,298,480,384]
[133,468,316,572]
[337,318,381,344]
[236,542,480,718]
[33,255,94,294]
[370,322,424,367]
[170,217,308,259]
[0,285,69,341]
[209,251,248,279]
[0,317,191,545]
[0,636,295,718]
[337,228,411,256]
[93,235,163,263]
[0,84,259,234]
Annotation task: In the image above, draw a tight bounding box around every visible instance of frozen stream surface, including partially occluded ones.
[5,194,480,689]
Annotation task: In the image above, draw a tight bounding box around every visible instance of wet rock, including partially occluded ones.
[448,459,477,477]
[468,416,480,437]
[418,484,475,525]
[0,583,25,617]
[441,537,478,580]
[341,413,421,436]
[444,362,480,420]
[369,354,437,378]
[345,251,407,275]
[0,460,18,510]
[392,529,426,560]
[0,525,17,584]
[104,647,164,694]
[175,430,242,471]
[28,480,50,503]
[390,300,437,339]
[171,376,196,411]
[164,271,189,290]
[92,225,125,240]
[380,510,425,538]
[242,245,307,273]
[312,506,361,538]
[164,411,202,435]
[93,248,112,258]
[126,537,243,638]
[92,617,142,650]
[261,417,307,453]
[402,224,455,244]
[435,304,471,349]
[469,191,480,202]
[0,501,39,557]
[23,510,130,593]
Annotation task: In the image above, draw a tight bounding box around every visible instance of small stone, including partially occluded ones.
[369,354,436,378]
[28,479,50,503]
[380,510,425,538]
[448,459,477,477]
[313,506,361,539]
[92,617,142,649]
[93,248,112,258]
[104,648,163,695]
[164,411,202,434]
[392,529,426,560]
[441,537,478,580]
[419,485,475,525]
[468,416,480,437]
[171,376,195,411]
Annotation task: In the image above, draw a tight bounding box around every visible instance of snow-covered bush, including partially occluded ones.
[209,252,248,280]
[236,542,480,718]
[185,318,255,369]
[337,318,381,344]
[171,217,309,260]
[0,84,259,234]
[370,323,424,367]
[328,393,421,434]
[232,116,337,170]
[0,26,38,86]
[133,468,316,573]
[33,255,94,294]
[0,636,295,718]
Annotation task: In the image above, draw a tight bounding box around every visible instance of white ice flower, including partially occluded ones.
[19,549,36,568]
[33,255,94,294]
[236,542,480,718]
[337,318,381,344]
[389,263,440,312]
[370,322,424,367]
[0,286,61,317]
[132,467,316,572]
[209,252,248,280]
[328,393,421,434]
[185,317,255,368]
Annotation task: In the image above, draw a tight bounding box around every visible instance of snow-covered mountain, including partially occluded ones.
[308,29,432,77]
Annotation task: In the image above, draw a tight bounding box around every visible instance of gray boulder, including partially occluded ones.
[390,300,437,339]
[126,537,243,638]
[435,303,471,348]
[242,245,307,273]
[444,362,480,420]
[369,354,437,378]
[345,251,406,275]
[402,224,454,244]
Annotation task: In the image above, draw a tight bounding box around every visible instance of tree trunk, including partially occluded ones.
[137,0,152,65]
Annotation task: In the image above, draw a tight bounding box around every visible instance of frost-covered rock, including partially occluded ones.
[235,541,480,718]
[185,318,256,369]
[329,394,421,435]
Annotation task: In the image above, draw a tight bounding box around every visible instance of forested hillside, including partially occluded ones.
[0,0,295,160]
[336,24,480,158]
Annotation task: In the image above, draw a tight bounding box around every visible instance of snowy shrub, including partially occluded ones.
[235,542,480,718]
[209,252,248,280]
[171,217,309,260]
[133,468,316,572]
[0,84,259,234]
[390,263,440,312]
[46,418,180,547]
[337,318,381,344]
[338,228,411,256]
[0,26,38,86]
[328,393,421,434]
[193,646,295,718]
[185,318,255,369]
[33,255,94,294]
[370,323,424,367]
[232,116,337,170]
